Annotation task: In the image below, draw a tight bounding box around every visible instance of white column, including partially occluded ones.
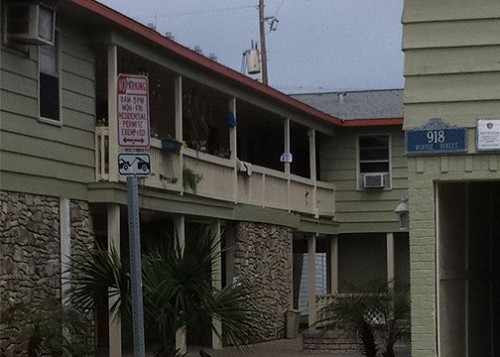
[174,75,183,141]
[107,204,121,357]
[229,97,238,203]
[308,129,316,181]
[174,215,187,354]
[225,227,235,288]
[308,129,318,217]
[107,45,119,182]
[308,235,317,327]
[174,76,184,194]
[387,232,395,289]
[60,197,71,305]
[284,118,291,211]
[211,220,223,350]
[330,235,338,294]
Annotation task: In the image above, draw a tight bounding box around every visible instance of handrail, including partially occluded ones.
[95,128,335,217]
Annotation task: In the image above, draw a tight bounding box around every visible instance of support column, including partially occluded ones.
[229,97,238,203]
[308,235,317,327]
[175,76,184,193]
[308,129,318,217]
[174,215,187,355]
[387,232,395,289]
[284,119,291,211]
[107,45,118,182]
[330,235,338,294]
[174,75,183,142]
[225,226,235,288]
[60,197,71,305]
[210,220,223,350]
[108,204,121,357]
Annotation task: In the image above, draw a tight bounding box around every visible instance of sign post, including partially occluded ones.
[117,74,149,357]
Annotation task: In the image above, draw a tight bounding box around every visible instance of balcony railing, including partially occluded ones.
[96,127,335,217]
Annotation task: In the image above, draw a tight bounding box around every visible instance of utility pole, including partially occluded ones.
[259,0,269,85]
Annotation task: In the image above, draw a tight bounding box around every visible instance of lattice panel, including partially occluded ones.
[364,307,385,325]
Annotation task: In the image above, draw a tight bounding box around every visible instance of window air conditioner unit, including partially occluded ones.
[6,1,55,46]
[363,173,385,189]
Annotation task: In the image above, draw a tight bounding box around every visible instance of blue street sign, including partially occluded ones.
[406,118,467,156]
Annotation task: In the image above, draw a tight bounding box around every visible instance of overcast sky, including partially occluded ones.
[97,0,404,94]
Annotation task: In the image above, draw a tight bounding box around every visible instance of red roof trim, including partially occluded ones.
[341,118,404,127]
[69,0,345,126]
[68,1,404,129]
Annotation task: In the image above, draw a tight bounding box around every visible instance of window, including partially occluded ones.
[358,135,390,189]
[39,32,59,121]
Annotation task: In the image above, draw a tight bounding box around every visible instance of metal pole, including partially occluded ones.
[259,0,269,85]
[127,176,146,357]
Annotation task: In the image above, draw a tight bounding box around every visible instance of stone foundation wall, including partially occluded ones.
[233,222,292,342]
[0,191,94,355]
[302,329,360,354]
[303,326,411,355]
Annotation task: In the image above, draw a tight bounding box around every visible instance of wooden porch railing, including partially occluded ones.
[95,127,335,217]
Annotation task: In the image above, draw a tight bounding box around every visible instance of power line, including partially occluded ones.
[132,5,257,19]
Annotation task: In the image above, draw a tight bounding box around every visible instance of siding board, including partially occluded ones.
[403,20,500,50]
[62,71,95,97]
[1,70,38,98]
[62,53,94,79]
[403,0,500,23]
[0,48,37,78]
[1,90,38,118]
[62,90,95,116]
[405,72,500,104]
[0,172,90,201]
[1,151,94,183]
[1,112,94,146]
[405,47,500,76]
[1,131,94,167]
[404,101,500,129]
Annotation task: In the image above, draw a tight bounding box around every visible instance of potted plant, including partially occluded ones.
[162,137,182,153]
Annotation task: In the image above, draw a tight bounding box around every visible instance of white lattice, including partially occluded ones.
[364,306,385,325]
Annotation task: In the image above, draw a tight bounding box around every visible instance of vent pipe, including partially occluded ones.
[194,46,203,55]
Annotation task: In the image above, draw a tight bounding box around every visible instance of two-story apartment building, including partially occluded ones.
[293,89,409,309]
[1,0,408,355]
[403,1,500,356]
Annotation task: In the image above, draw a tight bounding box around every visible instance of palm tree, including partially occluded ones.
[68,225,258,356]
[318,281,410,357]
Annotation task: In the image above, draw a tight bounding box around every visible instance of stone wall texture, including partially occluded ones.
[233,222,293,342]
[0,191,94,355]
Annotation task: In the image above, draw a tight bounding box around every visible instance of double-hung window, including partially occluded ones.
[358,135,391,189]
[39,32,60,121]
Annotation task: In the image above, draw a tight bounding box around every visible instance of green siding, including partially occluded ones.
[320,127,407,234]
[403,0,500,23]
[0,22,96,200]
[338,233,387,291]
[403,2,500,356]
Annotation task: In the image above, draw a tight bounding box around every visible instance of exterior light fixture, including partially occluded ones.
[394,197,409,231]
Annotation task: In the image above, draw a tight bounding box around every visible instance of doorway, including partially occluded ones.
[437,182,500,356]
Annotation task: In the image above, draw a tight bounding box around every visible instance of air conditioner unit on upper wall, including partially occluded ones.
[363,173,385,189]
[6,1,55,46]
